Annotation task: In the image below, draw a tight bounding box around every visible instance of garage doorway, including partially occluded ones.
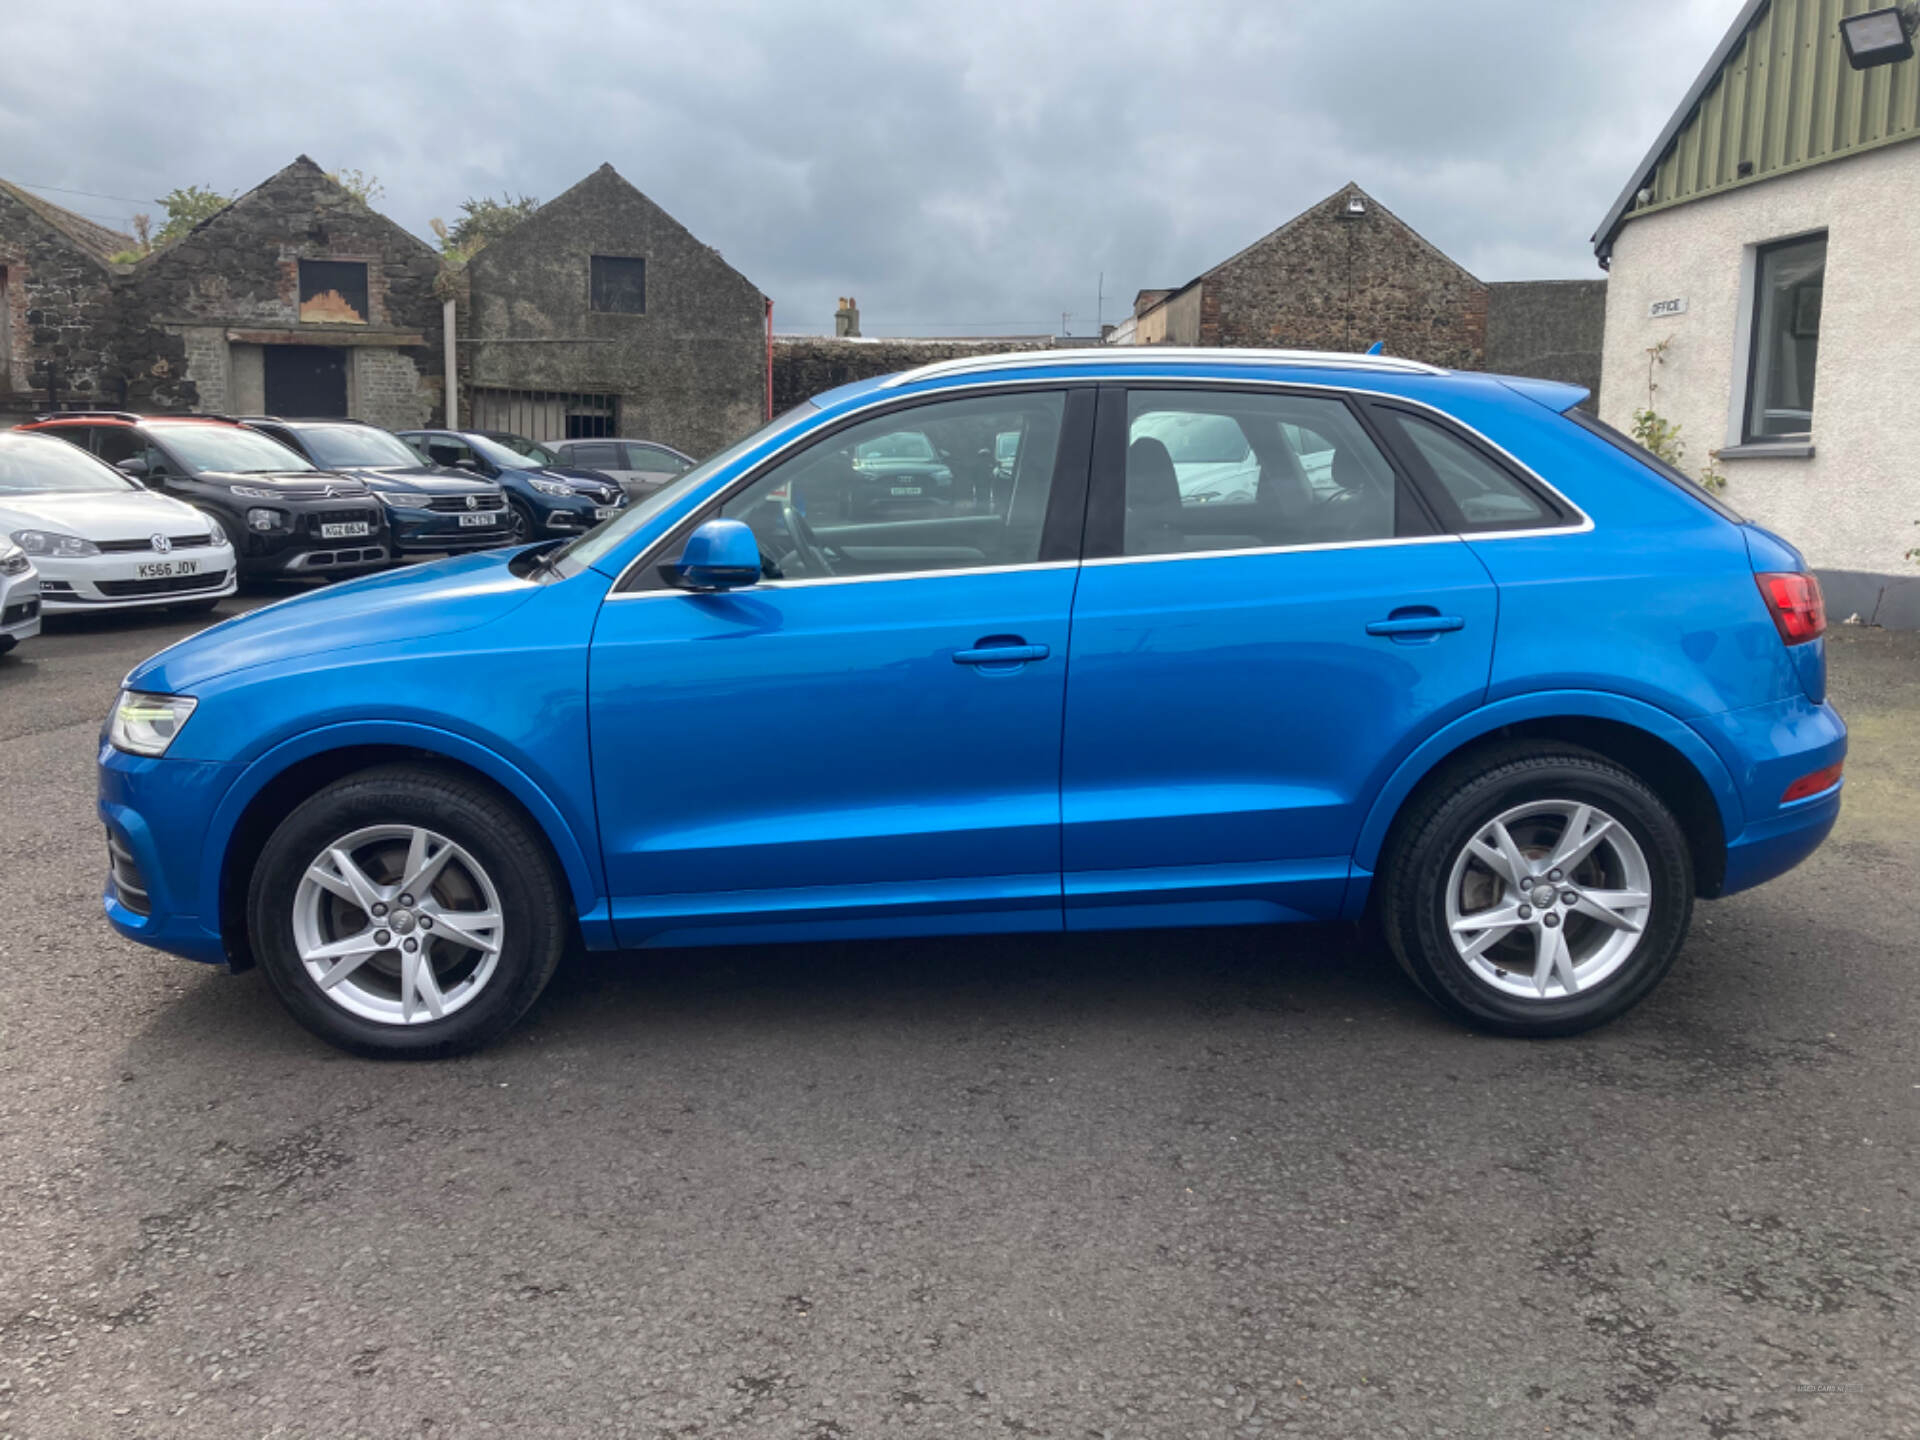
[264,346,348,418]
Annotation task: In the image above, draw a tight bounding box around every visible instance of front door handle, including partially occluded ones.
[954,638,1050,665]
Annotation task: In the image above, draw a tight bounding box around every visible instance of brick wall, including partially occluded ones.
[354,348,434,429]
[1200,185,1488,368]
[1485,279,1608,407]
[772,336,1055,412]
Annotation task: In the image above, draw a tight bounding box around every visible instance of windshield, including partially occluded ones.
[156,425,315,474]
[296,424,423,470]
[0,433,140,494]
[465,433,554,471]
[485,432,559,466]
[556,404,821,572]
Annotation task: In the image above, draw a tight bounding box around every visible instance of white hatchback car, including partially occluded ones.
[0,538,39,654]
[0,430,237,614]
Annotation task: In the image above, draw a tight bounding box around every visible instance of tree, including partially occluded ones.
[327,169,384,206]
[153,184,232,244]
[442,193,540,252]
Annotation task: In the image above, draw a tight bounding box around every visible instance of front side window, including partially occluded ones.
[567,441,623,469]
[629,444,690,474]
[717,391,1069,582]
[1121,390,1400,557]
[1745,233,1825,442]
[590,255,646,314]
[149,424,317,475]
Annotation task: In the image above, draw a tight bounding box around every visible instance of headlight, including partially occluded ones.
[200,513,232,547]
[109,691,198,757]
[246,508,285,531]
[529,478,576,498]
[230,485,283,500]
[11,528,100,558]
[371,488,431,509]
[0,541,29,576]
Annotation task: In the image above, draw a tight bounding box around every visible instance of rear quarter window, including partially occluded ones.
[1371,407,1566,533]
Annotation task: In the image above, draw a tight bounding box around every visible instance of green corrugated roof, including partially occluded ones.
[1594,0,1920,260]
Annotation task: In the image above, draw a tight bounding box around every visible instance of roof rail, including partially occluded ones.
[879,346,1449,389]
[30,409,144,423]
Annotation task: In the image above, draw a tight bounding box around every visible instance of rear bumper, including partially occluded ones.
[1690,693,1846,898]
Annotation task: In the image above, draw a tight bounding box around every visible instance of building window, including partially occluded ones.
[298,260,370,325]
[590,255,646,315]
[1744,234,1824,442]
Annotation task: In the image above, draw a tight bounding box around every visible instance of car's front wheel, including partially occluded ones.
[1380,745,1693,1036]
[504,501,535,545]
[247,764,566,1057]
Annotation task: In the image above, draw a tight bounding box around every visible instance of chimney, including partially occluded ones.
[834,295,860,338]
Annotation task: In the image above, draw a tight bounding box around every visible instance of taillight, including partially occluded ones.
[1757,571,1825,644]
[1781,761,1843,803]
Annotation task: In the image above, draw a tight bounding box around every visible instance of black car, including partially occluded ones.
[239,418,511,557]
[19,413,389,580]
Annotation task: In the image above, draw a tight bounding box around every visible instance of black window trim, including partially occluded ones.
[615,383,1096,594]
[1082,380,1444,563]
[1363,399,1572,535]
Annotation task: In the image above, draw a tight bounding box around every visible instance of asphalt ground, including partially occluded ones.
[1,595,1915,1439]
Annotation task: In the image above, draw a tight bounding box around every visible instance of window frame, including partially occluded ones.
[589,254,647,316]
[1081,382,1444,562]
[296,258,372,326]
[615,384,1096,593]
[1741,231,1825,446]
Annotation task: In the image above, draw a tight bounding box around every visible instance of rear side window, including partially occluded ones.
[1374,409,1561,532]
[568,441,622,469]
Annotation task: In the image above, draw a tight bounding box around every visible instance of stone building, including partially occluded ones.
[0,179,131,419]
[460,165,768,458]
[771,334,1055,413]
[117,157,445,425]
[1120,182,1606,402]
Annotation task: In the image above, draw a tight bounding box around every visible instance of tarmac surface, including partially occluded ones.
[1,597,1915,1439]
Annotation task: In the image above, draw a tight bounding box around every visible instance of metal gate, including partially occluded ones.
[468,389,618,442]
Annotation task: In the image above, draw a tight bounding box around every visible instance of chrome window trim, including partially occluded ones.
[880,347,1449,387]
[603,374,1591,595]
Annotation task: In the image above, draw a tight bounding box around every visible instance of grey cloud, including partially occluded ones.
[5,0,1737,335]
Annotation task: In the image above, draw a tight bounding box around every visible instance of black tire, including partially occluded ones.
[505,501,535,545]
[1379,743,1693,1037]
[247,763,567,1058]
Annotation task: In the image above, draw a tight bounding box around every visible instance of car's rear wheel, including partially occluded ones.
[1380,745,1693,1036]
[247,764,566,1057]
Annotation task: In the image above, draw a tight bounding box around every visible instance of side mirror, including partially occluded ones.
[661,518,761,591]
[116,457,151,480]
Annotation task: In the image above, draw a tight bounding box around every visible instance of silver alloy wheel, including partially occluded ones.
[1444,800,1653,1001]
[291,824,505,1026]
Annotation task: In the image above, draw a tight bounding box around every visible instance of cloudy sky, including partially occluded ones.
[6,0,1738,336]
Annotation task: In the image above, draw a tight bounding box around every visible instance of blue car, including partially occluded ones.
[100,349,1845,1057]
[395,429,625,544]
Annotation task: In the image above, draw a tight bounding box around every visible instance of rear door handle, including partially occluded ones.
[1366,611,1465,638]
[954,639,1050,665]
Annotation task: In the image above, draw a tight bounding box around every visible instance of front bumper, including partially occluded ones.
[30,547,237,612]
[234,502,391,576]
[99,744,238,966]
[386,505,513,553]
[1,567,40,643]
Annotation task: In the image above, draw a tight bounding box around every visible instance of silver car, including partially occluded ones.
[544,438,695,500]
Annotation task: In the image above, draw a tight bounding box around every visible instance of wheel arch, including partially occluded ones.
[206,722,605,969]
[1354,693,1742,902]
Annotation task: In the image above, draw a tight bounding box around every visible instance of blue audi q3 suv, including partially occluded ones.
[98,349,1845,1057]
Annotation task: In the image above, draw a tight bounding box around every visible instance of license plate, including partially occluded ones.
[594,506,621,521]
[890,486,922,497]
[320,522,371,539]
[457,512,497,528]
[136,558,199,580]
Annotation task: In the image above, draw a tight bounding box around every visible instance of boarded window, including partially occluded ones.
[298,260,370,325]
[590,255,646,315]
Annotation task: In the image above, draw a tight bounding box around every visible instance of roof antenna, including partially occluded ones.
[1365,340,1385,355]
